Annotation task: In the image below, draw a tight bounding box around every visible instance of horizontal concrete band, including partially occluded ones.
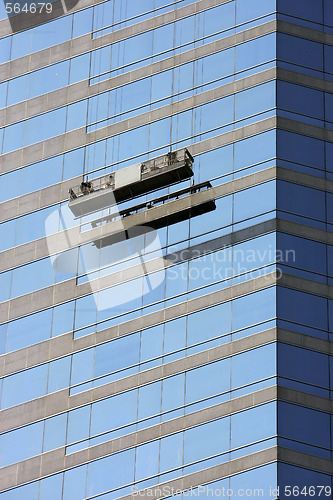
[0,156,277,276]
[276,219,333,247]
[277,66,333,94]
[0,67,277,176]
[0,0,238,82]
[0,386,277,492]
[0,26,277,129]
[0,325,278,434]
[119,445,333,500]
[278,329,333,357]
[278,386,333,416]
[278,273,333,300]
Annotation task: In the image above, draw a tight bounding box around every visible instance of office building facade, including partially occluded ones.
[0,0,332,498]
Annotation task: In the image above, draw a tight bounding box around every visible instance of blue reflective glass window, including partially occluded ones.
[187,302,232,346]
[233,287,276,331]
[10,30,32,60]
[48,356,71,393]
[235,130,276,171]
[1,363,48,408]
[138,381,161,420]
[7,74,28,106]
[11,257,55,298]
[230,463,277,496]
[63,147,85,179]
[0,420,43,467]
[140,324,164,363]
[278,81,324,120]
[237,0,276,24]
[277,130,325,171]
[43,413,67,452]
[231,402,276,449]
[234,181,276,223]
[325,43,333,75]
[163,317,187,355]
[0,35,11,64]
[123,31,153,68]
[278,0,323,23]
[135,441,159,480]
[186,358,231,405]
[190,195,233,238]
[0,269,11,302]
[0,482,39,499]
[16,204,57,246]
[3,120,24,153]
[278,34,323,72]
[0,82,7,108]
[278,463,332,498]
[74,293,97,331]
[279,402,330,449]
[63,464,87,500]
[277,287,327,330]
[236,33,276,73]
[73,7,93,37]
[325,0,333,27]
[39,473,63,500]
[235,81,276,122]
[202,2,235,38]
[162,373,185,413]
[6,308,53,352]
[94,332,140,378]
[90,389,137,437]
[277,181,325,221]
[327,192,333,224]
[154,22,174,53]
[278,343,329,389]
[232,343,276,390]
[67,405,91,444]
[52,301,75,337]
[28,60,70,100]
[20,155,63,195]
[71,347,94,386]
[32,16,73,54]
[86,449,135,497]
[70,53,90,84]
[277,233,326,275]
[160,432,183,472]
[0,219,16,252]
[184,417,230,464]
[151,69,173,103]
[67,100,87,131]
[0,168,21,202]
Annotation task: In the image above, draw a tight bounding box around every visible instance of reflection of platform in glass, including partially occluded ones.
[91,182,216,249]
[68,149,194,218]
